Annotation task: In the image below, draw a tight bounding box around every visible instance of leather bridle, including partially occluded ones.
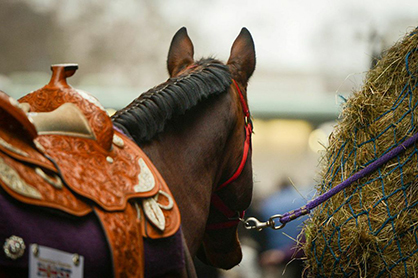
[206,79,253,230]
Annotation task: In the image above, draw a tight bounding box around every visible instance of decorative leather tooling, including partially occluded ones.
[0,64,181,278]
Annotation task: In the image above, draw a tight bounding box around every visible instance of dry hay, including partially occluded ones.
[303,27,418,277]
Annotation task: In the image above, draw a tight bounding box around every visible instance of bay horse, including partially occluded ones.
[0,27,255,277]
[112,27,256,275]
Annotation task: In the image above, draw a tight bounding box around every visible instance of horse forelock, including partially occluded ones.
[112,59,232,143]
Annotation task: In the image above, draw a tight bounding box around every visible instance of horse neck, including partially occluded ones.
[140,90,240,255]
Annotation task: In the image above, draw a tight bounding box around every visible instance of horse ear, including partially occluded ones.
[227,28,256,84]
[167,27,195,77]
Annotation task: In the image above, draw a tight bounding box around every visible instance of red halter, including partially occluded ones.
[206,79,253,230]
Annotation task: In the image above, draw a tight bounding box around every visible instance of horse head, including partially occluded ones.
[166,27,256,269]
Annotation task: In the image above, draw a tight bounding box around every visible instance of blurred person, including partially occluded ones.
[258,178,312,278]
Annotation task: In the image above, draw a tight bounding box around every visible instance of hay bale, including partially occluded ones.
[304,27,418,277]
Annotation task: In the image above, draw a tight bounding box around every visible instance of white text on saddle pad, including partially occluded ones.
[29,245,84,278]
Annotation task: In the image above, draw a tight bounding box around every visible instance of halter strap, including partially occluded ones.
[206,79,252,230]
[206,195,245,230]
[217,80,252,191]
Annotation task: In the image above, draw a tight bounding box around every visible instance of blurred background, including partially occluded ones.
[1,0,417,277]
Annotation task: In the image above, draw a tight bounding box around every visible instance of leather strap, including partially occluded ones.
[94,203,144,278]
[216,122,252,191]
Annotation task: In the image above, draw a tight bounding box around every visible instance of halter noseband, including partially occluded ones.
[206,79,252,230]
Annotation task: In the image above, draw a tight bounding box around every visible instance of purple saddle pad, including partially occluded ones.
[0,188,184,277]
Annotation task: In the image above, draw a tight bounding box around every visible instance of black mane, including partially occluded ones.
[112,59,231,142]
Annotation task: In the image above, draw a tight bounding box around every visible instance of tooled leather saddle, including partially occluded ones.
[0,64,181,277]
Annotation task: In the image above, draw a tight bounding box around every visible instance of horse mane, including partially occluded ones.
[111,58,232,142]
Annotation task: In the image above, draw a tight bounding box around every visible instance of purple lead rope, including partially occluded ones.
[244,132,418,231]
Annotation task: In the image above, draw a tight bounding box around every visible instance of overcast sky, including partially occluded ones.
[19,0,418,78]
[155,0,418,74]
[29,0,418,73]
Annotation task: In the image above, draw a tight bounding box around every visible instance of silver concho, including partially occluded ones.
[134,158,155,193]
[4,235,26,260]
[143,198,165,231]
[0,157,42,199]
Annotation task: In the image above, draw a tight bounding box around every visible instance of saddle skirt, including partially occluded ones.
[0,64,181,278]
